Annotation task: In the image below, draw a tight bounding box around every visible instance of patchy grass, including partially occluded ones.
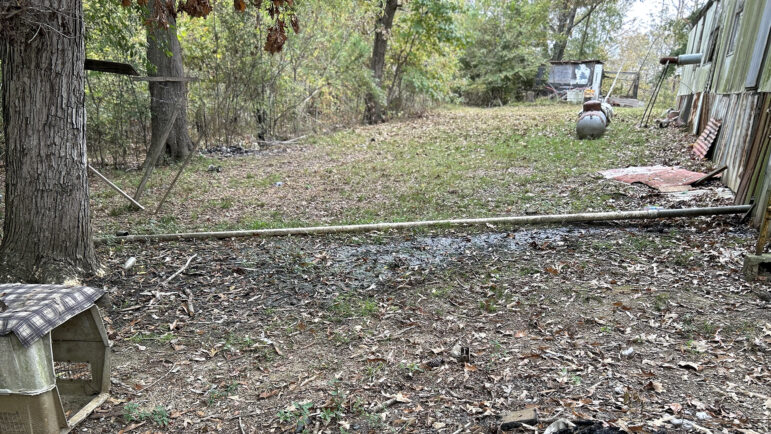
[76,104,770,433]
[88,104,708,236]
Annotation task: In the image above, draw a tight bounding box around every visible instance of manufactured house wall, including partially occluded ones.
[757,0,771,92]
[677,28,697,96]
[709,93,762,190]
[674,0,771,228]
[678,2,720,96]
[714,0,767,94]
[762,61,771,92]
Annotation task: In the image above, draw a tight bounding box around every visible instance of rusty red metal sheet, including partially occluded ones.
[693,118,722,159]
[600,166,717,191]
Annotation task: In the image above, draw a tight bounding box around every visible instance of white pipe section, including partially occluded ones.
[97,205,751,244]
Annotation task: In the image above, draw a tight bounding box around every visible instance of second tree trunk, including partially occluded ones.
[147,0,193,162]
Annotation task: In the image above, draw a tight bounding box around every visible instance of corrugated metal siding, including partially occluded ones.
[678,27,698,96]
[672,0,771,227]
[737,94,771,204]
[714,0,766,93]
[679,2,719,96]
[709,92,761,190]
[761,55,771,91]
[745,0,771,88]
[750,94,771,226]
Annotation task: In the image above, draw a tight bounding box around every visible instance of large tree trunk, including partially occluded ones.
[0,0,98,283]
[147,0,193,162]
[364,0,399,125]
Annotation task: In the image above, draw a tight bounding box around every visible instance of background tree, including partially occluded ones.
[603,0,701,102]
[562,0,625,60]
[146,0,194,161]
[459,0,549,106]
[384,0,462,115]
[550,0,610,61]
[364,0,400,124]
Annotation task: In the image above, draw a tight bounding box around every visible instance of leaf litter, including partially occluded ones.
[78,107,771,433]
[82,216,769,432]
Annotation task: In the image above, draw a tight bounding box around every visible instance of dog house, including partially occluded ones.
[0,284,110,434]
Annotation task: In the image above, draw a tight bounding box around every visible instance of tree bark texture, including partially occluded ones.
[551,0,603,61]
[0,0,98,283]
[147,0,192,162]
[551,1,578,61]
[364,0,399,125]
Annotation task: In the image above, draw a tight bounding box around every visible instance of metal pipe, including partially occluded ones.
[96,205,751,244]
[658,54,702,66]
[677,53,703,65]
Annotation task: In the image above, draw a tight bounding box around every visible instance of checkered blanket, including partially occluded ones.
[0,284,104,347]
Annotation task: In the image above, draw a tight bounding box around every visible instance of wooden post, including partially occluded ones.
[135,109,178,202]
[755,204,771,255]
[154,136,200,214]
[88,165,145,210]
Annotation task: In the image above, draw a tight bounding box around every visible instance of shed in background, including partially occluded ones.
[547,60,604,102]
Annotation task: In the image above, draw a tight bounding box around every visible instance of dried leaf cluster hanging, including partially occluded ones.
[260,0,298,54]
[122,0,297,53]
[178,0,213,18]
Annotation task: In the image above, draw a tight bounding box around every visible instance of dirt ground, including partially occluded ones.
[75,106,770,433]
[80,216,770,433]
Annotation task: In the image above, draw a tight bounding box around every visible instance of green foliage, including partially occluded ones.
[459,0,550,105]
[83,0,149,166]
[180,0,376,142]
[277,401,313,426]
[123,404,169,427]
[206,382,239,406]
[384,0,464,115]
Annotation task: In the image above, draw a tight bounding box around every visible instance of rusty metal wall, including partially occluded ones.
[710,92,761,191]
[675,0,771,227]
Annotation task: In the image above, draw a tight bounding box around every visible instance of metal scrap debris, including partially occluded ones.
[600,166,719,192]
[692,118,722,159]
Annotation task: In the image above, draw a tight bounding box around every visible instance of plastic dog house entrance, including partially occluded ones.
[0,305,110,434]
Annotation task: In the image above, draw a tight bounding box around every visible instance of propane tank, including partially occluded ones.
[576,100,613,139]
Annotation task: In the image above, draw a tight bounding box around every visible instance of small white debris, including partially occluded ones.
[621,347,634,357]
[123,257,137,270]
[696,411,711,420]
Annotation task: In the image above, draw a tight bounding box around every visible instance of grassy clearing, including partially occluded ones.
[89,104,695,235]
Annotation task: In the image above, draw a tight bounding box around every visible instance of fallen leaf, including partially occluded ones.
[643,381,665,393]
[677,361,703,371]
[384,392,411,403]
[258,389,279,399]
